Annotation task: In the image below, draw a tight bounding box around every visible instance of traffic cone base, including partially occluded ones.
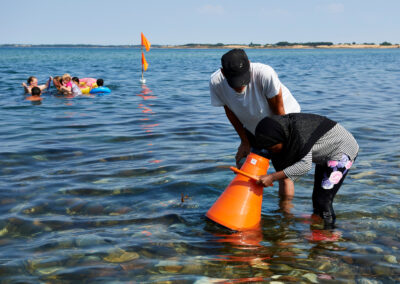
[206,153,269,231]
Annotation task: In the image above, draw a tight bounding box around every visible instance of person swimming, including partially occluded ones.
[51,76,62,92]
[25,86,42,101]
[71,77,82,96]
[59,73,73,95]
[22,76,49,94]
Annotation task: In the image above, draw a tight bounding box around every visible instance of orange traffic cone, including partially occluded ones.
[206,153,269,231]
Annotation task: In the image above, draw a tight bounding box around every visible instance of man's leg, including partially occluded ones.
[279,178,295,197]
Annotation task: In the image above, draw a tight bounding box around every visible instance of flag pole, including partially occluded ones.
[140,33,150,84]
[140,45,145,84]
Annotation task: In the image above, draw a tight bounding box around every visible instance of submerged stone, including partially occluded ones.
[156,260,183,274]
[270,263,293,272]
[33,155,48,161]
[356,277,382,284]
[383,254,397,264]
[369,246,384,254]
[303,273,318,283]
[372,264,392,275]
[351,171,376,179]
[352,230,377,242]
[180,263,203,274]
[194,277,227,284]
[0,227,8,237]
[251,261,270,270]
[93,178,111,184]
[382,206,398,218]
[103,248,139,263]
[37,267,63,275]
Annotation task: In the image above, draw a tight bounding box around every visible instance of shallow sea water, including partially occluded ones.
[0,47,399,283]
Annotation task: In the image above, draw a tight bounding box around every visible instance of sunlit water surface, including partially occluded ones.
[0,47,399,283]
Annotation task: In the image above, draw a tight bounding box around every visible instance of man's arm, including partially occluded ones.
[224,106,248,144]
[267,87,285,115]
[224,105,251,165]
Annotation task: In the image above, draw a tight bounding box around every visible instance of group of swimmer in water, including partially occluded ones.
[22,74,108,101]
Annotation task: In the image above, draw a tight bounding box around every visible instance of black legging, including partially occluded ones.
[312,163,350,220]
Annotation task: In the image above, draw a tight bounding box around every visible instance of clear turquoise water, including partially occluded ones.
[0,47,399,283]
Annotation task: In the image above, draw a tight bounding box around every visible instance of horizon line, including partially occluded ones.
[1,41,399,47]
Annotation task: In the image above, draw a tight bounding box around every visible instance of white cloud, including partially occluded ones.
[198,4,225,16]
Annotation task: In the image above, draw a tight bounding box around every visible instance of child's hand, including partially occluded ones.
[257,174,274,187]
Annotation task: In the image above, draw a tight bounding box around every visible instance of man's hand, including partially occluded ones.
[235,142,250,167]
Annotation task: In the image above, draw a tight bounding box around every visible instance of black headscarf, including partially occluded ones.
[255,113,337,171]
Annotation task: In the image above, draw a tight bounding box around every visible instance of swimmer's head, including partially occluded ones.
[27,76,38,86]
[62,73,72,82]
[31,86,41,96]
[96,78,104,86]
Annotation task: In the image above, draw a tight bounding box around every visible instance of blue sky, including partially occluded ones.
[1,0,399,45]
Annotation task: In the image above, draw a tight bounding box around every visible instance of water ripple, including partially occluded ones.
[0,47,399,282]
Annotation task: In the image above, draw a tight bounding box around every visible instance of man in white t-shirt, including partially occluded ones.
[209,49,301,197]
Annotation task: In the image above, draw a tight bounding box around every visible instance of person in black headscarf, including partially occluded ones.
[255,113,359,228]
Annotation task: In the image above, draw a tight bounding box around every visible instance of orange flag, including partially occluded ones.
[142,52,148,71]
[141,32,151,52]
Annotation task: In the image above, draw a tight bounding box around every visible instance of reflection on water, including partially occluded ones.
[136,84,162,165]
[0,48,399,282]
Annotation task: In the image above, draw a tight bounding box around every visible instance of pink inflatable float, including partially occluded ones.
[79,78,97,94]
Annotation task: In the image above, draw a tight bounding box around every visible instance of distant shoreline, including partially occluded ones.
[162,44,400,49]
[1,43,399,49]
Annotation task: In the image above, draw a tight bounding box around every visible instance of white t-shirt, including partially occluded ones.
[210,63,300,134]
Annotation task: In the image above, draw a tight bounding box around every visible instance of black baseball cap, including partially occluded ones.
[221,49,250,88]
